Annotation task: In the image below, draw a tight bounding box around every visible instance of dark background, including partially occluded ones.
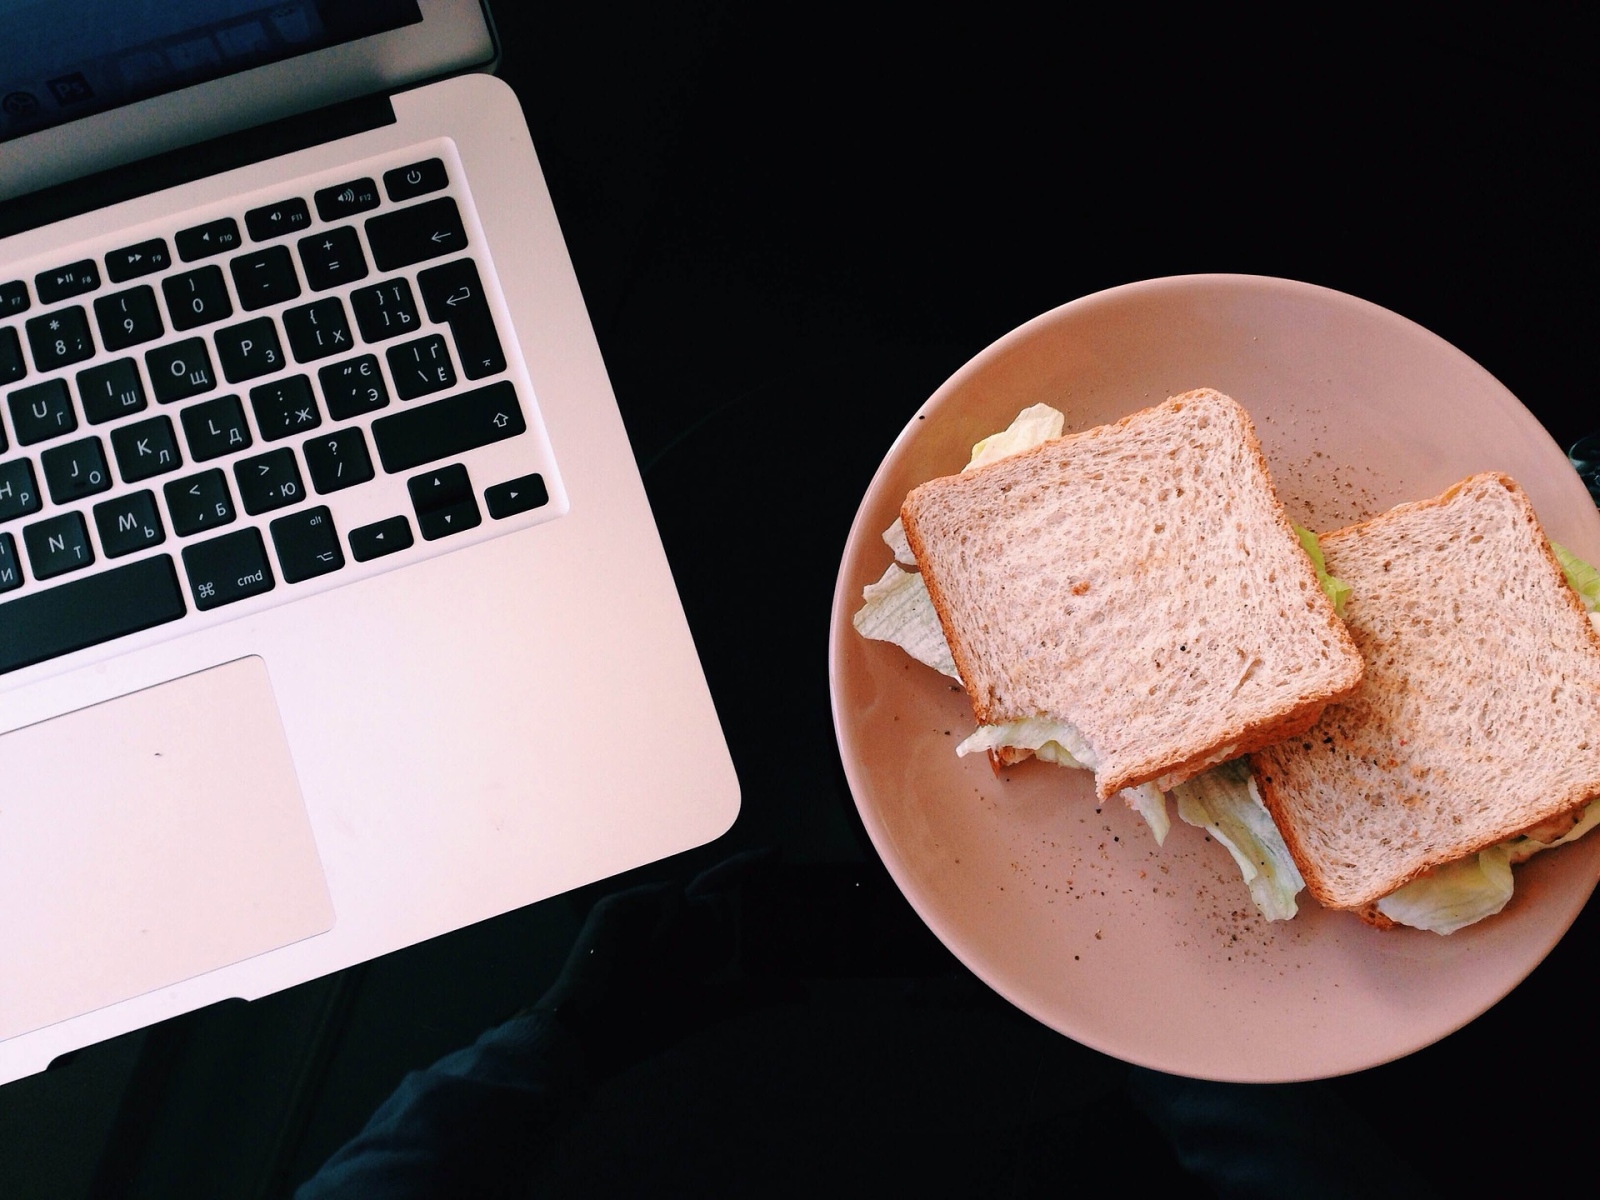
[2,3,1596,1195]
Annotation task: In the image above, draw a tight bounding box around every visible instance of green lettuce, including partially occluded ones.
[1375,848,1514,935]
[1171,759,1305,921]
[1293,525,1352,616]
[1551,541,1600,613]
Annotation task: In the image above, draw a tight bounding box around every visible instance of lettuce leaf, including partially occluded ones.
[956,716,1095,769]
[1293,524,1352,616]
[1121,782,1171,847]
[956,718,1175,844]
[1171,759,1305,921]
[1551,541,1600,613]
[852,564,961,680]
[1375,848,1514,934]
[964,403,1065,472]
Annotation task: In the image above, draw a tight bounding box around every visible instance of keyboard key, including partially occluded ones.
[175,218,241,261]
[407,463,480,540]
[270,505,344,583]
[366,197,467,271]
[234,447,305,514]
[182,527,273,610]
[298,227,368,291]
[303,427,374,494]
[8,379,77,445]
[164,469,235,536]
[35,260,100,304]
[1,327,24,384]
[371,381,525,473]
[485,473,550,519]
[383,158,449,203]
[93,490,165,557]
[40,436,111,503]
[348,515,412,562]
[417,258,505,379]
[245,197,311,242]
[0,280,28,316]
[0,532,18,592]
[318,355,388,420]
[283,297,354,362]
[164,266,232,330]
[93,285,164,351]
[314,177,380,222]
[78,358,148,424]
[180,394,252,461]
[111,415,182,482]
[250,375,321,440]
[350,278,420,342]
[230,246,301,311]
[105,238,171,283]
[24,511,94,579]
[0,554,185,675]
[387,334,455,400]
[25,306,95,370]
[146,338,217,403]
[0,459,41,522]
[215,315,286,382]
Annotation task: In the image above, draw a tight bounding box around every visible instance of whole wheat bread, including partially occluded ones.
[900,388,1364,799]
[1249,472,1600,913]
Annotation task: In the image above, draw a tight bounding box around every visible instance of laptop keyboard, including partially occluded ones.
[0,144,561,678]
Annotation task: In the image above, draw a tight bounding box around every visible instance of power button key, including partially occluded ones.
[383,159,448,203]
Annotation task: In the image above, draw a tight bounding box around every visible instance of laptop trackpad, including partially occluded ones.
[0,656,334,1041]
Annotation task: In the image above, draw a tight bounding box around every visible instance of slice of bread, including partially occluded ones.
[900,388,1364,799]
[1249,472,1600,913]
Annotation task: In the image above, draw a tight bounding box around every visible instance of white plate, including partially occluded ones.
[828,274,1600,1082]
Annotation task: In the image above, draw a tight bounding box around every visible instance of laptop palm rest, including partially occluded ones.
[0,656,333,1042]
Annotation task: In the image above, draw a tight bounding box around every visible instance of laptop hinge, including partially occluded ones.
[0,95,397,243]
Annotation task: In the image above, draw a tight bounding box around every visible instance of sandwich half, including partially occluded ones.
[899,388,1365,800]
[1250,472,1600,929]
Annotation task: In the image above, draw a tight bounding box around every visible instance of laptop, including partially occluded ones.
[0,0,739,1084]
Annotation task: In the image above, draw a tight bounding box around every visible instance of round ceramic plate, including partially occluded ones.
[828,274,1600,1082]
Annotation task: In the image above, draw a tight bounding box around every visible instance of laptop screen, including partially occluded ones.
[0,0,493,206]
[0,2,423,146]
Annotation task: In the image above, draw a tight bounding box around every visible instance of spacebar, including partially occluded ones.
[0,556,187,676]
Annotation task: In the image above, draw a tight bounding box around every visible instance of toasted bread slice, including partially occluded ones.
[900,388,1364,799]
[1249,473,1600,913]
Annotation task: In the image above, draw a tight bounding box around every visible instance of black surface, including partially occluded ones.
[2,4,1597,1197]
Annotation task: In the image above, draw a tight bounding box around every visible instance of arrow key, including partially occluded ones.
[348,515,414,562]
[485,473,549,519]
[407,462,480,541]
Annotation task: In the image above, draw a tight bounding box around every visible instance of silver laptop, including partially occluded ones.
[0,0,739,1084]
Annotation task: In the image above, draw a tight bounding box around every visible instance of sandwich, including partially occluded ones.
[856,389,1365,917]
[1248,472,1600,933]
[897,388,1364,798]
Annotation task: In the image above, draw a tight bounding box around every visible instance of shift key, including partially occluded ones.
[371,381,525,473]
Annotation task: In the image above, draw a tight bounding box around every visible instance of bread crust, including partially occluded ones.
[1249,472,1600,914]
[902,389,1364,800]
